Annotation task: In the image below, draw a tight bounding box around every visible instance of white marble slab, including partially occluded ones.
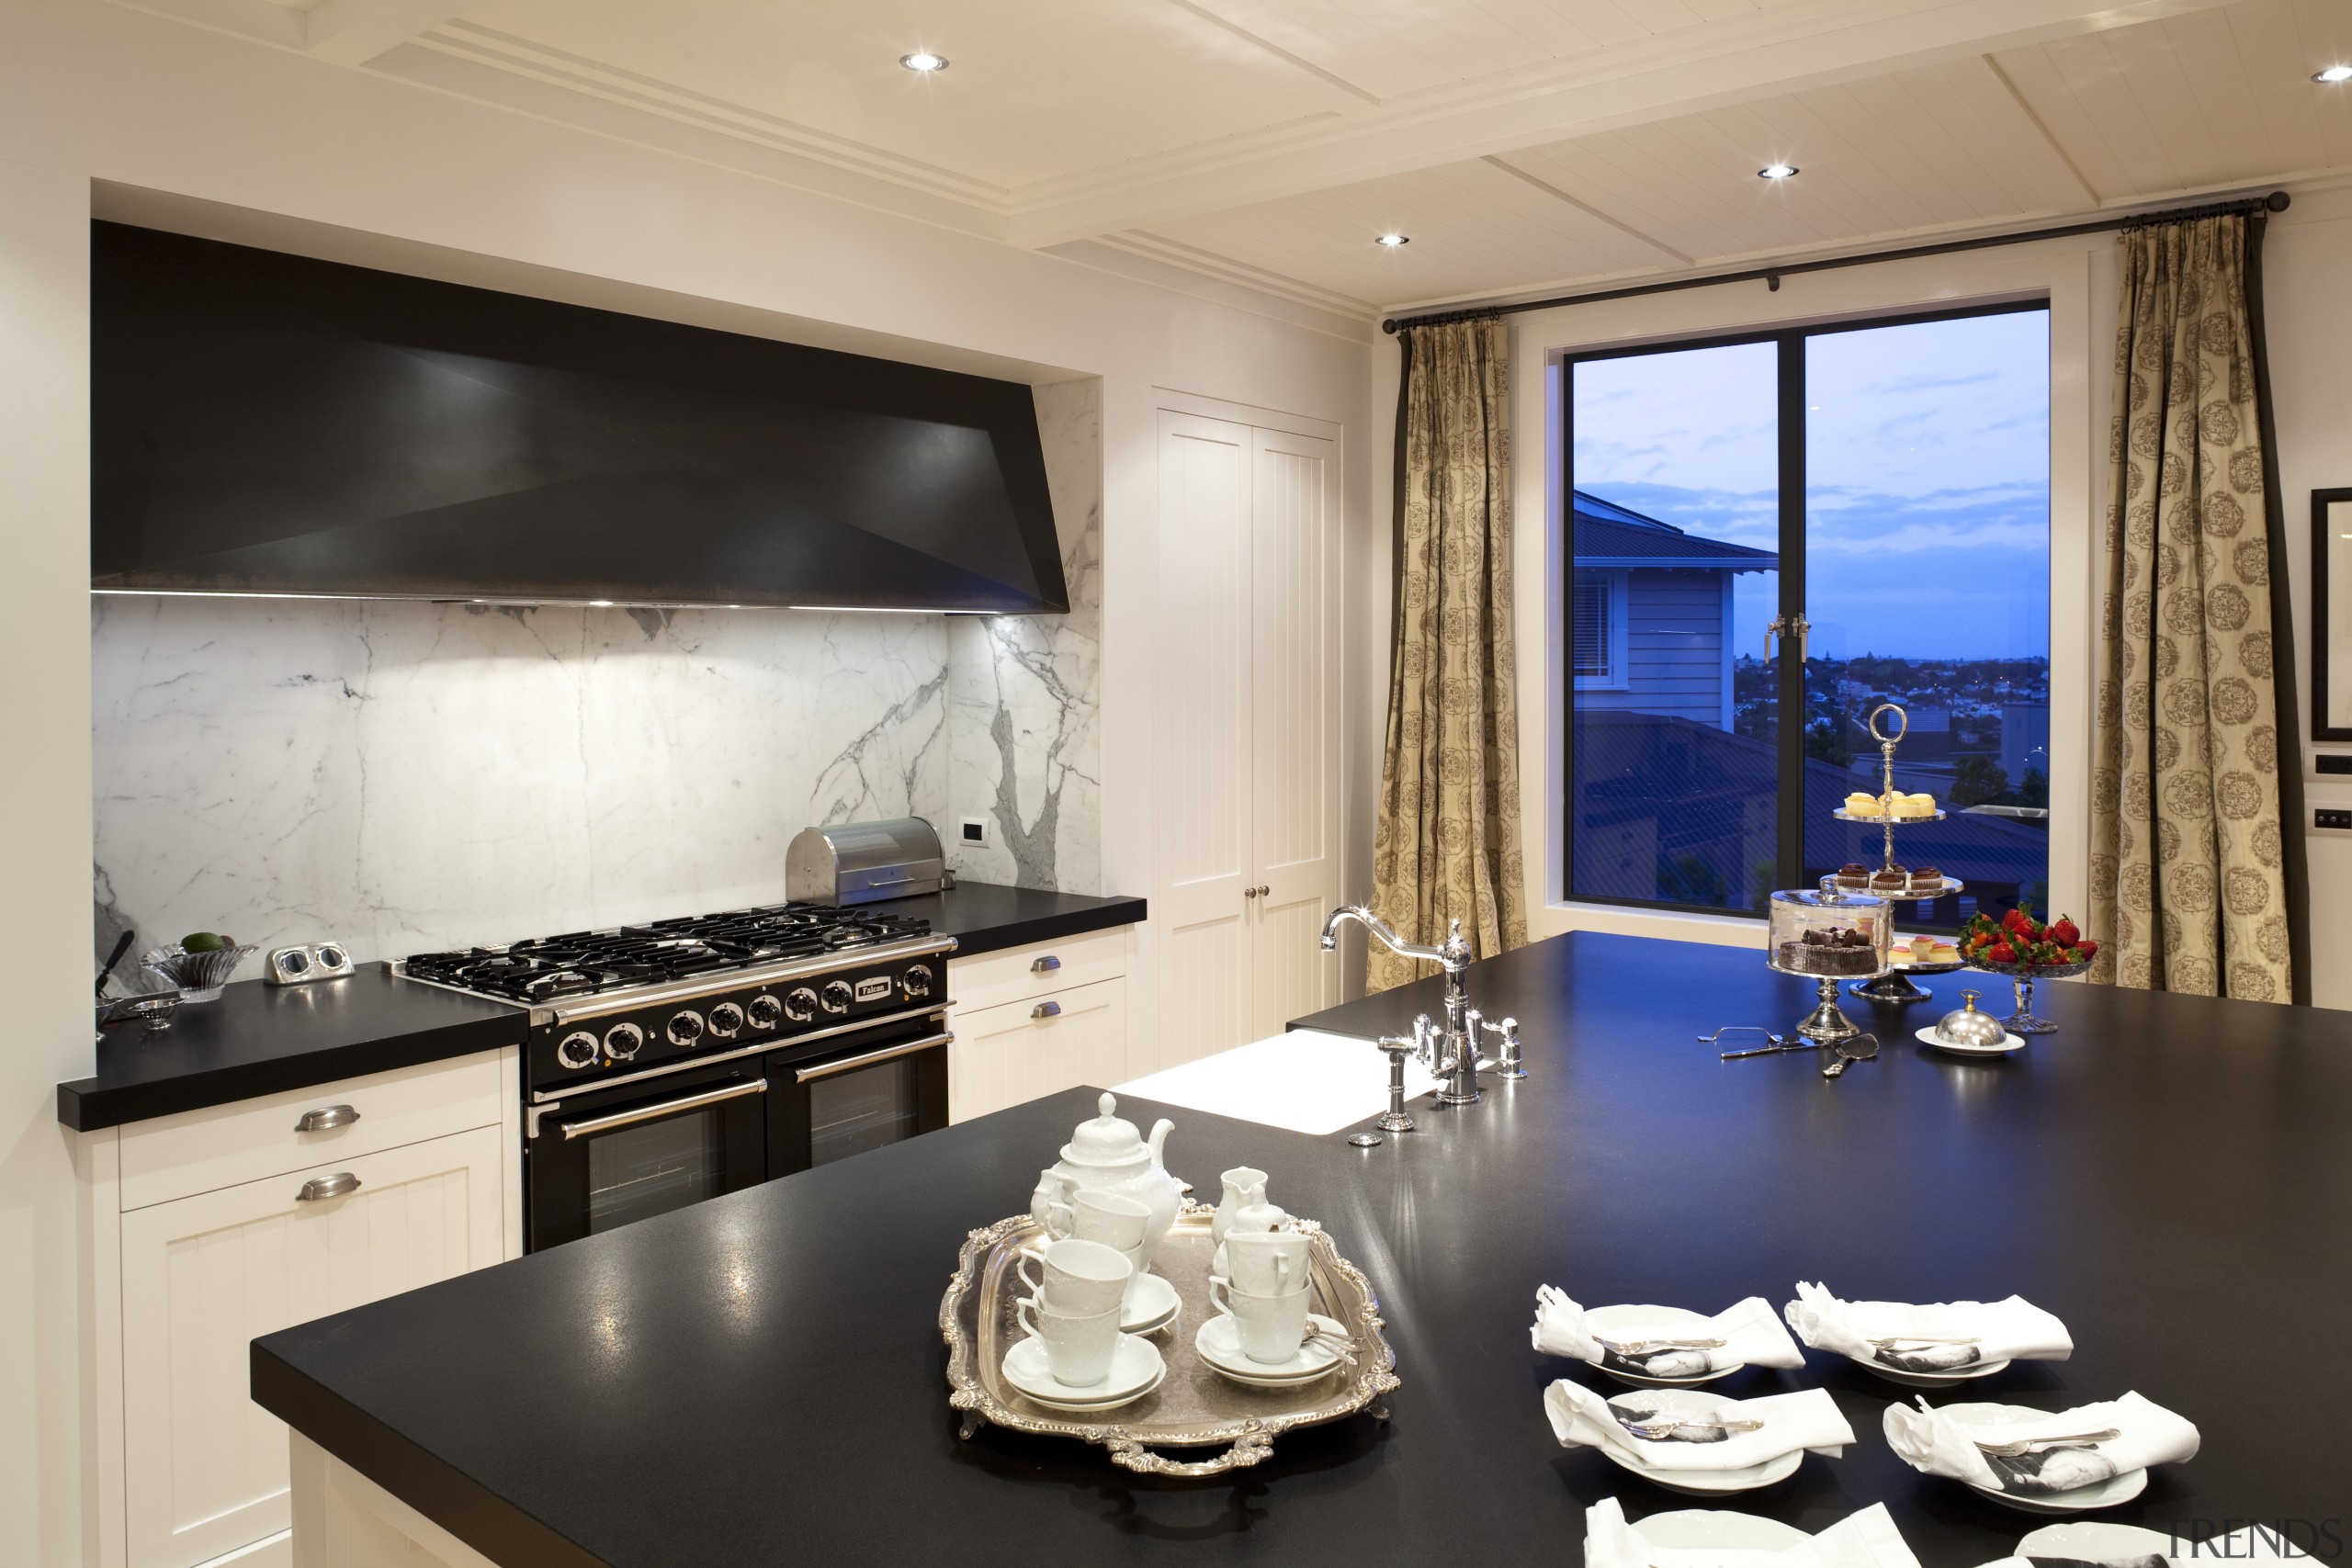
[1116,1030,1442,1137]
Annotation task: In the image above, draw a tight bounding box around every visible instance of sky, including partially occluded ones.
[1571,310,2051,661]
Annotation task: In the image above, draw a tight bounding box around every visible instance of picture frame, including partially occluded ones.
[2313,488,2352,742]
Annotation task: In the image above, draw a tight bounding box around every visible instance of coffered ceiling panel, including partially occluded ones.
[1128,153,1681,310]
[443,0,1365,192]
[1992,0,2352,203]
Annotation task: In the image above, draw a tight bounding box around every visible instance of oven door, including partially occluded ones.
[768,1014,950,1176]
[526,1060,769,1250]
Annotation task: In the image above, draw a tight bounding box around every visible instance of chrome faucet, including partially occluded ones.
[1319,906,1519,1109]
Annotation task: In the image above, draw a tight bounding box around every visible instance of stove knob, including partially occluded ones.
[820,979,854,1015]
[603,1021,644,1061]
[784,987,819,1023]
[902,964,934,999]
[666,1010,705,1046]
[707,1001,744,1039]
[557,1030,601,1069]
[745,994,783,1030]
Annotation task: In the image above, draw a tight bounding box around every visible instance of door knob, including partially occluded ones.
[1242,886,1258,900]
[1255,884,1271,897]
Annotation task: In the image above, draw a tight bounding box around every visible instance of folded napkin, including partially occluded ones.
[1884,1391,2200,1495]
[1585,1497,1919,1568]
[1534,1287,1807,1379]
[1545,1382,1854,1472]
[1785,1281,2074,1371]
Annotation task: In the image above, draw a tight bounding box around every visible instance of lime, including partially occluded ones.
[181,931,232,953]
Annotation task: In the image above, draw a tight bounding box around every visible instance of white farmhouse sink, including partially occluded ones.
[1114,1028,1441,1136]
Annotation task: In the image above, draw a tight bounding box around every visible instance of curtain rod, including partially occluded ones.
[1380,189,2291,333]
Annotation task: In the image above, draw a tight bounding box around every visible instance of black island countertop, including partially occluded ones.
[253,931,2352,1568]
[59,882,1144,1131]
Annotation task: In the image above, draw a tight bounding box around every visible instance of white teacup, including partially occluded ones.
[1066,1190,1155,1309]
[1220,1228,1310,1296]
[1016,1237,1132,1317]
[1210,1201,1289,1278]
[1210,1276,1313,1365]
[1016,1295,1123,1386]
[1210,1167,1269,1245]
[1034,1168,1079,1237]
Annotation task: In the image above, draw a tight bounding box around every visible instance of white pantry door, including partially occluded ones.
[120,1126,504,1568]
[1156,410,1254,1067]
[1248,424,1341,1038]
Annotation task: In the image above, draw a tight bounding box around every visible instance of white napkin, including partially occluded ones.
[1545,1382,1854,1471]
[1785,1281,2074,1371]
[1584,1497,1919,1568]
[1534,1287,1807,1376]
[1883,1392,2200,1495]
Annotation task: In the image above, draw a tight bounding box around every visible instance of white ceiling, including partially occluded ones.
[120,0,2352,323]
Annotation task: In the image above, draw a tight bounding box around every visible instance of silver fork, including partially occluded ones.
[1598,1336,1726,1354]
[1302,1323,1356,1363]
[1620,1417,1766,1439]
[1973,1427,2120,1456]
[1868,1334,1981,1347]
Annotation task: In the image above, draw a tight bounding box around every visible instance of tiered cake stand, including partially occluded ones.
[1831,703,1964,1008]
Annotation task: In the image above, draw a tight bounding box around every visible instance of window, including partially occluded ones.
[1564,303,2051,925]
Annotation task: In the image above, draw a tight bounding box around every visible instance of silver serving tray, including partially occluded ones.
[942,1202,1398,1477]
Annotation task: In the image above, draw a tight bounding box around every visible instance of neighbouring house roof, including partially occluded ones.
[1572,490,1779,572]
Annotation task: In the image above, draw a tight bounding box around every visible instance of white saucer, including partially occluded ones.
[1917,1025,2028,1056]
[2018,1521,2178,1561]
[1600,1389,1804,1495]
[1003,1333,1166,1412]
[1586,1303,1745,1387]
[1942,1402,2150,1515]
[1195,1313,1348,1386]
[1122,1271,1181,1334]
[1635,1510,1811,1552]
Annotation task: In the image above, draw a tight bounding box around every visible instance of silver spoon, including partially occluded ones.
[1973,1427,2120,1456]
[1620,1417,1766,1439]
[1597,1336,1727,1354]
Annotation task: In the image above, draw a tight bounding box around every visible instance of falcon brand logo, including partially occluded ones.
[854,976,892,1003]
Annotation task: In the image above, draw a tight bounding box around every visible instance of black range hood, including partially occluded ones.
[91,222,1069,613]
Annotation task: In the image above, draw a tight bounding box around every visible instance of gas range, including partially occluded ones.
[399,903,957,1091]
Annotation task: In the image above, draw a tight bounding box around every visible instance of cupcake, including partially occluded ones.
[1907,865,1943,896]
[1836,863,1871,889]
[1844,792,1884,818]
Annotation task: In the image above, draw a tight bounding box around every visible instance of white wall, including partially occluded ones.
[0,3,1374,1559]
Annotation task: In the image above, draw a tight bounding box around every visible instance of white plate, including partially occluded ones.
[1585,1303,1745,1387]
[1635,1509,1812,1552]
[1917,1025,2028,1056]
[2017,1522,2177,1562]
[1122,1271,1181,1334]
[1866,1354,2014,1387]
[1003,1332,1166,1411]
[1600,1389,1805,1495]
[1942,1402,2151,1515]
[1196,1313,1349,1385]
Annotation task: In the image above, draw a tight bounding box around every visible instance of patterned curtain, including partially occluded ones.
[1368,317,1527,991]
[2090,213,2306,1001]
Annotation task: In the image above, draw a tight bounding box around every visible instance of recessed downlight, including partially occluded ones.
[900,51,948,73]
[1758,163,1799,180]
[2316,64,2352,84]
[1374,232,1410,248]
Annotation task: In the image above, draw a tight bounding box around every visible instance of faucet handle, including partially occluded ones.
[1477,1013,1525,1079]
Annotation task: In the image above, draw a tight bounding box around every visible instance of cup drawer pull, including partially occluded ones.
[296,1172,362,1202]
[1032,1000,1062,1020]
[1031,955,1061,975]
[294,1104,360,1133]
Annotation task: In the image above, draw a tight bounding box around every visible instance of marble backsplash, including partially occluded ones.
[93,379,1102,972]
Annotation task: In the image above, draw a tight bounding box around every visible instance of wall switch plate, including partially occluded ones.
[2315,753,2352,776]
[960,817,988,845]
[2316,808,2352,831]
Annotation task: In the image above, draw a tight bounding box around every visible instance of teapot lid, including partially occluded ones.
[1064,1092,1147,1164]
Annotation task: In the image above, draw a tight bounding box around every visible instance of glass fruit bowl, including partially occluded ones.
[141,943,256,1002]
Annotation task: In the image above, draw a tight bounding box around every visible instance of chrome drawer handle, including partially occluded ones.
[560,1078,767,1140]
[1032,1000,1062,1020]
[1031,955,1061,974]
[296,1172,361,1202]
[294,1104,360,1133]
[794,1031,953,1084]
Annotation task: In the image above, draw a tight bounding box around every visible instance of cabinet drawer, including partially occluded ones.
[949,926,1131,1014]
[949,976,1127,1123]
[120,1050,507,1212]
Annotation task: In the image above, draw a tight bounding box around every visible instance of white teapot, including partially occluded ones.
[1030,1093,1183,1269]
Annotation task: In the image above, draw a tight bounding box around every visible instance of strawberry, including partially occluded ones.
[2050,916,2080,948]
[1988,941,2016,964]
[2076,939,2098,962]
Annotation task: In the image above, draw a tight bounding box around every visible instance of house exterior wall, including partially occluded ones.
[1572,569,1732,729]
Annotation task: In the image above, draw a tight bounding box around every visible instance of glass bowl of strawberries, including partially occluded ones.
[1958,908,2098,1033]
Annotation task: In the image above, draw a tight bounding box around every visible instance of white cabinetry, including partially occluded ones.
[86,1049,518,1568]
[1156,406,1342,1070]
[946,929,1132,1122]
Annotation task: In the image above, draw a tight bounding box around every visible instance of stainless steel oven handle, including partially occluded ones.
[793,1031,953,1085]
[559,1077,768,1141]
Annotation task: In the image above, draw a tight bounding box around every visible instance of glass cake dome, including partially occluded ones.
[1767,877,1892,980]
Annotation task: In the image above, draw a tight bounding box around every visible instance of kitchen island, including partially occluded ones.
[253,931,2352,1566]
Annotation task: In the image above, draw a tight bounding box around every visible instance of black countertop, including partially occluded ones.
[59,882,1143,1131]
[253,931,2352,1567]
